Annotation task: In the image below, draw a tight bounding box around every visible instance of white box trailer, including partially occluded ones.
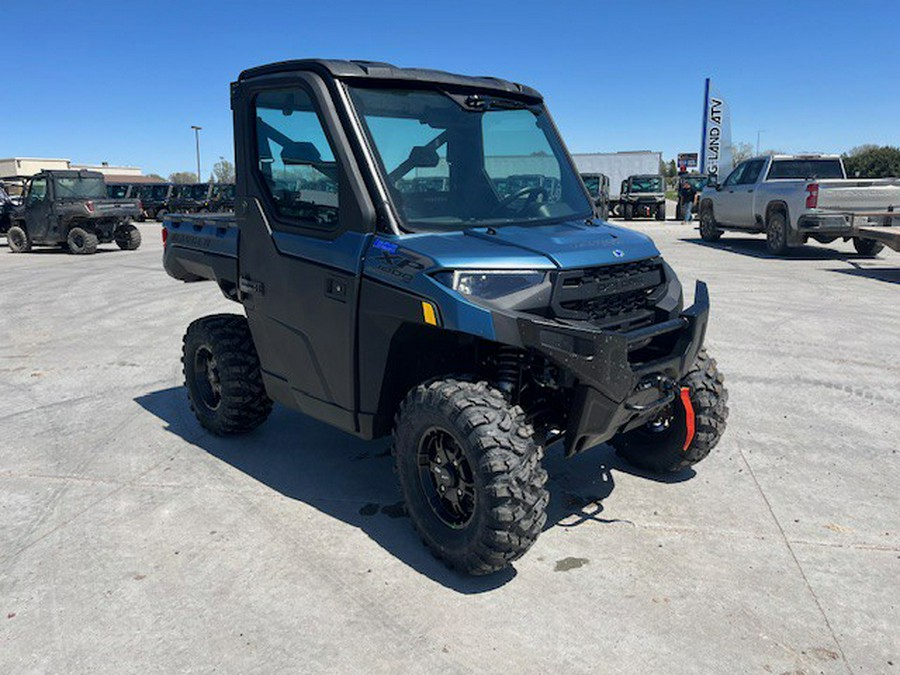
[572,151,662,199]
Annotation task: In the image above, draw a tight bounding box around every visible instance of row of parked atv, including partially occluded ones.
[0,170,235,255]
[108,180,235,222]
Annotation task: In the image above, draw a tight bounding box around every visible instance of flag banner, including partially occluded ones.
[699,79,733,183]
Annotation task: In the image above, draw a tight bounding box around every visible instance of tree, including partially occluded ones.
[665,159,677,178]
[730,142,754,164]
[146,173,166,182]
[843,145,900,178]
[212,158,235,183]
[169,171,199,184]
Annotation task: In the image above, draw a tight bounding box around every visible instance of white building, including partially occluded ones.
[0,157,145,180]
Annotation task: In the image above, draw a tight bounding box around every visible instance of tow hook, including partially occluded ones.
[680,387,696,451]
[625,375,678,412]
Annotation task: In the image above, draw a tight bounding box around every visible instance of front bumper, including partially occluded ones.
[517,281,709,454]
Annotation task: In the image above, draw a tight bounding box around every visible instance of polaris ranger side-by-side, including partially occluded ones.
[618,174,666,221]
[7,170,142,254]
[163,60,728,575]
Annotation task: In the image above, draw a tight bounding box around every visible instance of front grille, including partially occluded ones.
[550,257,666,330]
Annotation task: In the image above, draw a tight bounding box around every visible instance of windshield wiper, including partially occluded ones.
[464,94,528,111]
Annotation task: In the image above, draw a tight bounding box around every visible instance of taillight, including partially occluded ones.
[805,183,819,209]
[85,200,95,213]
[162,227,167,247]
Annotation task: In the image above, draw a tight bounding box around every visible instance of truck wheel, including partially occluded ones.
[611,349,728,474]
[393,378,549,575]
[114,223,142,250]
[67,227,99,255]
[624,203,634,220]
[853,238,884,257]
[765,210,790,255]
[655,203,666,221]
[182,314,273,435]
[699,205,722,241]
[7,225,31,253]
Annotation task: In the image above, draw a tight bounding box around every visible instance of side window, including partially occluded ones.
[722,163,745,187]
[254,87,339,228]
[28,178,47,204]
[738,160,764,185]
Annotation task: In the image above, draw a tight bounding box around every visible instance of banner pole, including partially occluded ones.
[700,77,710,174]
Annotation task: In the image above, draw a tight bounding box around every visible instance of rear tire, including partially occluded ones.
[765,210,790,255]
[699,205,722,242]
[182,314,273,435]
[114,223,142,250]
[655,203,666,221]
[7,225,31,253]
[853,238,884,257]
[66,227,98,255]
[393,378,549,575]
[611,349,728,473]
[624,203,634,220]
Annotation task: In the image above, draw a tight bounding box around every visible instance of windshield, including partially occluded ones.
[348,85,591,232]
[630,176,663,193]
[685,176,707,190]
[143,184,169,200]
[55,176,107,199]
[581,174,600,197]
[107,184,129,199]
[768,159,844,179]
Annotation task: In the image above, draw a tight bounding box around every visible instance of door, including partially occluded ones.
[22,176,52,242]
[714,162,747,225]
[726,159,765,228]
[235,74,375,433]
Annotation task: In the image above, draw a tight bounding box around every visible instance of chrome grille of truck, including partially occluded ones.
[550,257,666,330]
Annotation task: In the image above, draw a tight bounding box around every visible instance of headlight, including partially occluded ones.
[437,270,545,300]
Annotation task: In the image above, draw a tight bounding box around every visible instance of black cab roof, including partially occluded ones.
[238,59,542,102]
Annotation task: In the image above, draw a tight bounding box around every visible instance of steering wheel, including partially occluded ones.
[493,185,547,215]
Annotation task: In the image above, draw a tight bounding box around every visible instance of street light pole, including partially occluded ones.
[756,129,765,155]
[191,125,202,181]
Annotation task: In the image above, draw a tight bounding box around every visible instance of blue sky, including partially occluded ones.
[2,0,897,178]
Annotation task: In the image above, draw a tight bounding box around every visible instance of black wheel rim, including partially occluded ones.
[416,427,476,528]
[72,233,84,249]
[193,346,222,410]
[768,218,783,249]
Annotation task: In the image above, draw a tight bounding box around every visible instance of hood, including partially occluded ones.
[398,219,659,271]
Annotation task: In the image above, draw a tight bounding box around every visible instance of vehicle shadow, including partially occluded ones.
[135,386,694,591]
[680,236,872,261]
[828,263,900,285]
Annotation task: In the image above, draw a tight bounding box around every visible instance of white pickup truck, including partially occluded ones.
[697,154,900,255]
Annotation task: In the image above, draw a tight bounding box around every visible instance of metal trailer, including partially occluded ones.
[572,151,662,200]
[837,209,900,252]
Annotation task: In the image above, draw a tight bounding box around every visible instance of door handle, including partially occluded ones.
[325,276,348,302]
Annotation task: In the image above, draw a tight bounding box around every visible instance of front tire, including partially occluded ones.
[765,210,790,255]
[853,237,884,257]
[393,378,549,575]
[623,203,634,220]
[66,227,98,255]
[611,349,728,473]
[7,225,31,253]
[182,314,273,435]
[655,203,666,221]
[114,223,142,250]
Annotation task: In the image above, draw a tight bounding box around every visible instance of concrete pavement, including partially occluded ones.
[1,220,897,673]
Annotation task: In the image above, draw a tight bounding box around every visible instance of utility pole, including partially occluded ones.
[756,130,765,155]
[191,125,202,181]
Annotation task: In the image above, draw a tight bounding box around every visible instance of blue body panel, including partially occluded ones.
[273,230,371,274]
[361,218,660,342]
